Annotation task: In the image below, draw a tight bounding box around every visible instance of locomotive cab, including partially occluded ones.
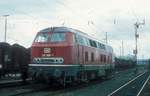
[29,27,78,83]
[31,28,75,64]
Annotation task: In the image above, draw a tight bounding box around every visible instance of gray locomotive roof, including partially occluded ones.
[39,26,113,53]
[40,26,101,43]
[39,27,88,36]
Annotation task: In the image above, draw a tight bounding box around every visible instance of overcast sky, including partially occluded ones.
[0,0,150,59]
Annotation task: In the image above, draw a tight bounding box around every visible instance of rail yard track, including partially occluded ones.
[0,67,148,96]
[107,71,150,96]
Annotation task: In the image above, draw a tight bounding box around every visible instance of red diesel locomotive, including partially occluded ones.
[29,27,114,85]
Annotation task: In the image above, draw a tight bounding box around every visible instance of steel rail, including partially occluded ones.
[107,71,146,96]
[136,73,150,96]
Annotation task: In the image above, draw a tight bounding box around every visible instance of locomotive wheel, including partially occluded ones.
[90,72,97,80]
[103,69,114,80]
[58,76,67,87]
[57,72,67,87]
[78,71,89,83]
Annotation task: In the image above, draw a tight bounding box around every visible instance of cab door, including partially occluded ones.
[75,34,84,65]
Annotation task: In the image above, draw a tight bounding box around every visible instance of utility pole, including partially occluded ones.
[61,20,65,26]
[105,32,108,44]
[120,46,122,57]
[2,15,9,42]
[134,20,145,65]
[122,40,124,56]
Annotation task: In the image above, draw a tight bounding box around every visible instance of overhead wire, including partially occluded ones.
[128,0,139,22]
[55,0,106,34]
[57,0,109,43]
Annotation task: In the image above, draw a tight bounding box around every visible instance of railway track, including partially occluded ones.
[0,82,50,96]
[15,68,144,96]
[10,84,50,96]
[137,71,150,96]
[0,79,32,89]
[107,71,150,96]
[13,79,105,96]
[0,76,106,96]
[0,68,147,96]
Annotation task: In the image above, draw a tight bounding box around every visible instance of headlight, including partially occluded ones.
[0,64,2,69]
[32,57,64,64]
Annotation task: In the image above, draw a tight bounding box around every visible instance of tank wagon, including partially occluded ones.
[29,27,115,85]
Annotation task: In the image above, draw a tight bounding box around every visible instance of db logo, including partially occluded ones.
[43,48,51,53]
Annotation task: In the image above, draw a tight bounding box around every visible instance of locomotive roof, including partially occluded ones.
[39,26,88,35]
[40,26,103,43]
[39,27,113,52]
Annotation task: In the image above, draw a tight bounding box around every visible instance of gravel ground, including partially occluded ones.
[0,83,48,96]
[0,67,147,96]
[20,67,146,96]
[51,68,145,96]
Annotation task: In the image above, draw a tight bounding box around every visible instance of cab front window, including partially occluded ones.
[50,33,66,42]
[34,33,66,43]
[34,34,49,42]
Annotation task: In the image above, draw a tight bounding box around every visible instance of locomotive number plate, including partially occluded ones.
[0,64,2,69]
[43,48,51,53]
